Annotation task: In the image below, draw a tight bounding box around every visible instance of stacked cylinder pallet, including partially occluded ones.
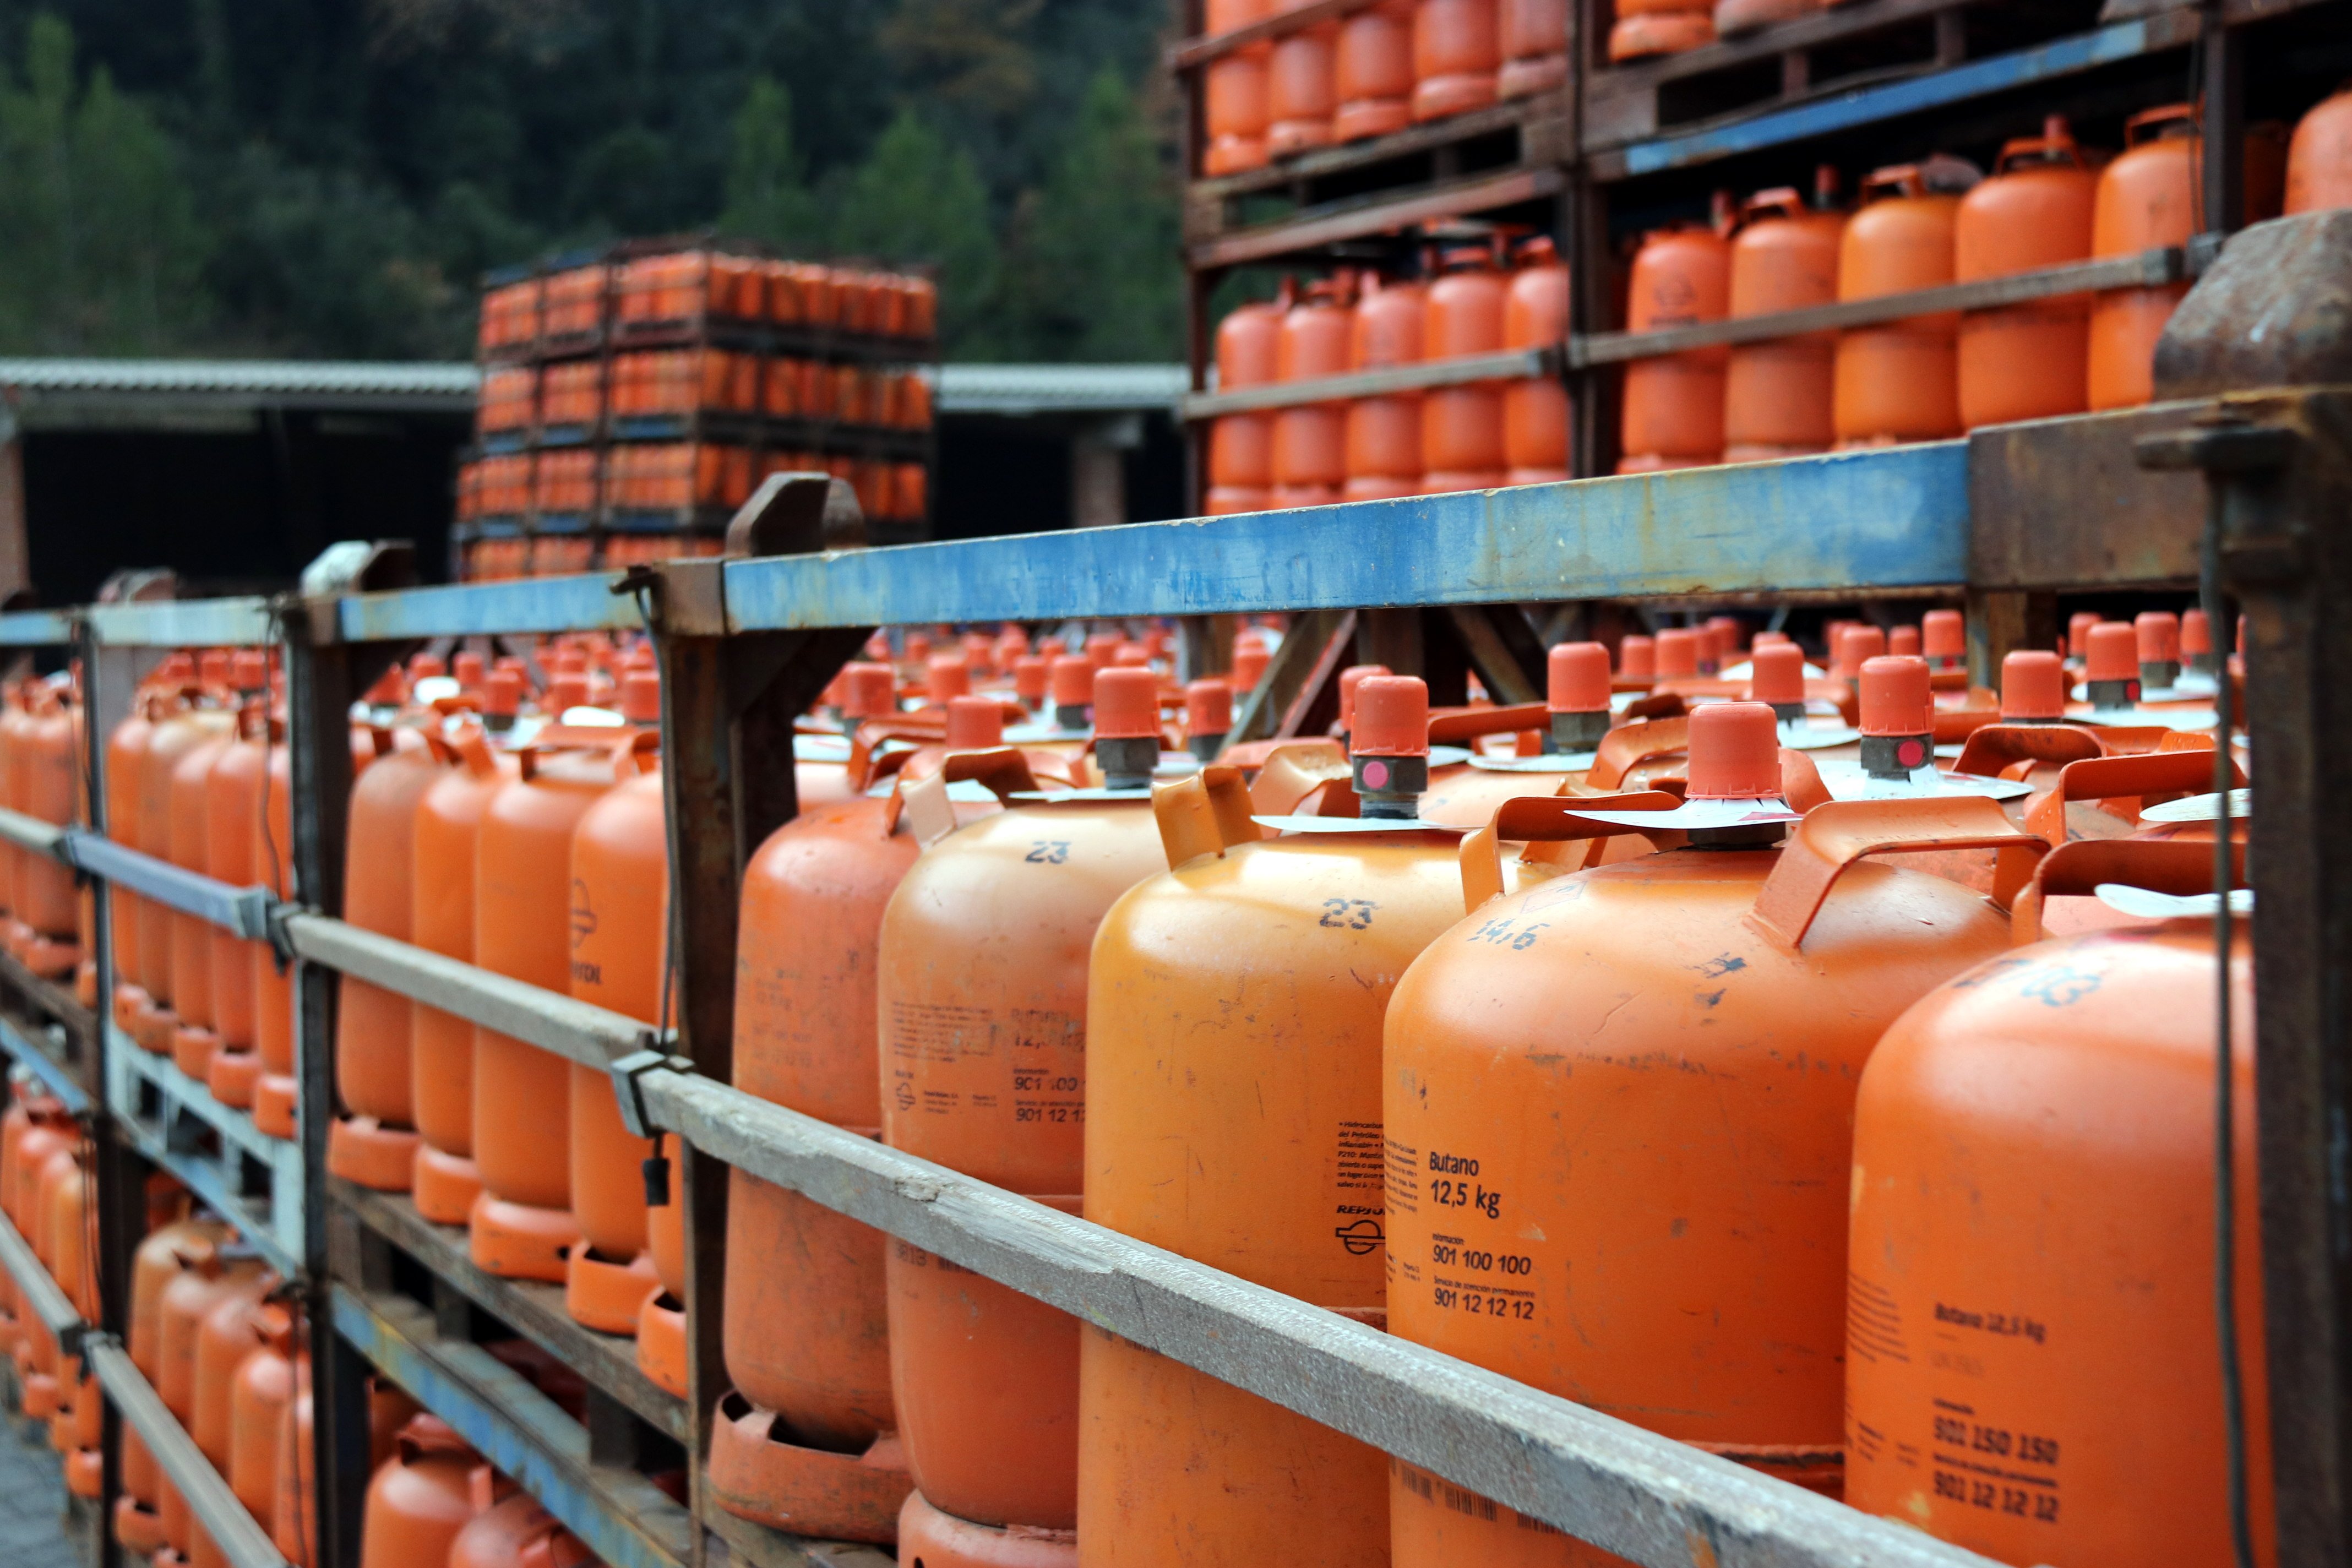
[459,247,939,581]
[113,582,2237,1567]
[1202,81,2352,486]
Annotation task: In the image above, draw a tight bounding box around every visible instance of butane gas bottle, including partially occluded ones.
[1836,163,1969,445]
[358,1415,483,1568]
[1273,279,1355,507]
[1347,273,1427,500]
[1498,0,1567,98]
[117,1213,232,1550]
[409,723,515,1221]
[450,1490,606,1568]
[1412,0,1498,121]
[1208,295,1284,516]
[1620,221,1731,472]
[106,657,181,1035]
[1724,174,1844,461]
[1423,247,1509,491]
[1381,703,2045,1565]
[14,681,81,976]
[204,660,273,1108]
[564,683,669,1334]
[327,725,440,1190]
[1203,0,1272,177]
[1846,839,2268,1566]
[1079,678,1468,1568]
[1336,1,1415,140]
[1504,236,1570,483]
[471,727,641,1281]
[166,687,238,1080]
[253,720,299,1138]
[227,1304,296,1542]
[1267,1,1338,157]
[2089,105,2198,411]
[139,672,235,1052]
[1610,0,1713,62]
[2285,84,2352,214]
[879,674,1170,1544]
[1715,0,1820,32]
[1957,117,2097,429]
[711,726,1008,1543]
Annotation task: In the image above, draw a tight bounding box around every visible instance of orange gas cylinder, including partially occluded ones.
[564,717,668,1333]
[1620,221,1731,471]
[327,731,441,1190]
[2287,84,2352,213]
[1207,296,1284,515]
[166,706,238,1078]
[2089,105,2198,411]
[1346,273,1426,500]
[878,674,1170,1534]
[1957,116,2097,430]
[1412,0,1497,121]
[193,1272,276,1474]
[1272,279,1355,506]
[358,1415,484,1568]
[1846,841,2267,1565]
[118,1215,233,1546]
[158,1247,269,1558]
[1202,0,1272,177]
[253,728,300,1137]
[1834,164,1967,445]
[1724,176,1844,461]
[1610,0,1713,62]
[0,685,29,939]
[139,689,235,1049]
[204,682,271,1107]
[1422,247,1509,490]
[449,1489,605,1568]
[410,727,513,1221]
[272,1359,317,1567]
[1715,0,1820,33]
[714,748,963,1543]
[43,1147,95,1320]
[1504,236,1571,482]
[227,1305,296,1534]
[1077,678,1467,1568]
[106,660,181,1031]
[1379,704,2045,1566]
[1335,1,1414,140]
[15,683,82,975]
[472,730,640,1281]
[900,1490,1076,1568]
[1498,0,1567,97]
[1266,2,1337,157]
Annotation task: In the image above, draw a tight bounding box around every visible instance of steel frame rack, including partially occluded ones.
[13,263,2352,1568]
[1169,0,2349,494]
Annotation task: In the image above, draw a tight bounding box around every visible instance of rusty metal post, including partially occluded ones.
[633,496,871,1565]
[2141,210,2352,1568]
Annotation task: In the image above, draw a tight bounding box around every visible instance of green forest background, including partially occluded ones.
[0,0,1185,363]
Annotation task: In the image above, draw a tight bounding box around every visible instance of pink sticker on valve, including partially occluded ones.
[1360,759,1391,790]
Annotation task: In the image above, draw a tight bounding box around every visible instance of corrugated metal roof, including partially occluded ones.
[0,357,1188,423]
[0,358,480,398]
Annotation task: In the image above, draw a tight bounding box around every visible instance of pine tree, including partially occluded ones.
[829,108,1003,357]
[1005,67,1180,362]
[720,75,824,253]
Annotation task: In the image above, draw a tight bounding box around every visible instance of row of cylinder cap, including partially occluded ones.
[1200,0,1569,176]
[1204,85,2352,489]
[1208,236,1568,511]
[679,592,2250,1568]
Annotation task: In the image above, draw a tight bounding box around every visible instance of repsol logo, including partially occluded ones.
[1428,1151,1479,1175]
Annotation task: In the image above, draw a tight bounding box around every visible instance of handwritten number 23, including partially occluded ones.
[1321,899,1378,929]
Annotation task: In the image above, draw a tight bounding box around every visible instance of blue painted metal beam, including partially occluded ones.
[0,609,76,646]
[721,443,1969,631]
[1613,19,2182,177]
[334,570,643,642]
[0,1015,88,1114]
[84,596,276,648]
